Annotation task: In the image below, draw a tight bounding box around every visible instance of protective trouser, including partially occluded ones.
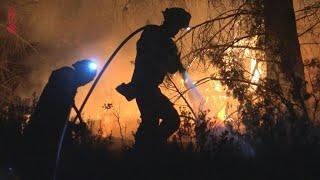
[134,87,180,148]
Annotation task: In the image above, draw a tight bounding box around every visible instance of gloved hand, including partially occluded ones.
[116,82,136,101]
[177,52,186,73]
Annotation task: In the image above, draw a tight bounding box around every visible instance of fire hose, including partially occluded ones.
[54,24,198,179]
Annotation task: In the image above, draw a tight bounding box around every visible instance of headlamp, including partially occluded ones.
[88,62,97,70]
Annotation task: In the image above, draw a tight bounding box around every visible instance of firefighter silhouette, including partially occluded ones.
[117,8,191,149]
[23,59,97,179]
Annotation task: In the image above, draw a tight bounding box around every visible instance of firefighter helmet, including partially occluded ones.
[162,8,191,28]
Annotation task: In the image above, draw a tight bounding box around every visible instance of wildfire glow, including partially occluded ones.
[178,35,265,126]
[74,26,265,140]
[80,36,266,139]
[250,58,261,84]
[217,106,226,120]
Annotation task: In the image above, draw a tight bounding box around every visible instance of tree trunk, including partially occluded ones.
[264,0,304,81]
[263,0,309,121]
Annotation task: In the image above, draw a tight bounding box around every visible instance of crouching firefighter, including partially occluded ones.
[22,59,97,179]
[116,8,191,149]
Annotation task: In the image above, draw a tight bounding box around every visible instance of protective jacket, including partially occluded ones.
[25,67,77,139]
[132,25,183,89]
[22,67,77,179]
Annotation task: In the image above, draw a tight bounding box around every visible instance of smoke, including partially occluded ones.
[13,0,213,92]
[8,0,209,138]
[9,0,230,138]
[15,0,204,95]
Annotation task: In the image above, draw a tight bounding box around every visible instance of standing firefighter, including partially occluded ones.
[22,59,97,179]
[117,8,191,149]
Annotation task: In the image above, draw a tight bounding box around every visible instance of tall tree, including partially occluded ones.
[264,0,305,90]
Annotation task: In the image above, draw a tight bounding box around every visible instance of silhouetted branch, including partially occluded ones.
[111,105,125,144]
[295,1,320,13]
[166,75,197,119]
[298,20,320,37]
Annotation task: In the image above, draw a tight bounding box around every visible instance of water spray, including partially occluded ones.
[181,71,206,113]
[181,71,255,157]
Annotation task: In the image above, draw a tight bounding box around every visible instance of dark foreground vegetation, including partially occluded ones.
[1,96,320,180]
